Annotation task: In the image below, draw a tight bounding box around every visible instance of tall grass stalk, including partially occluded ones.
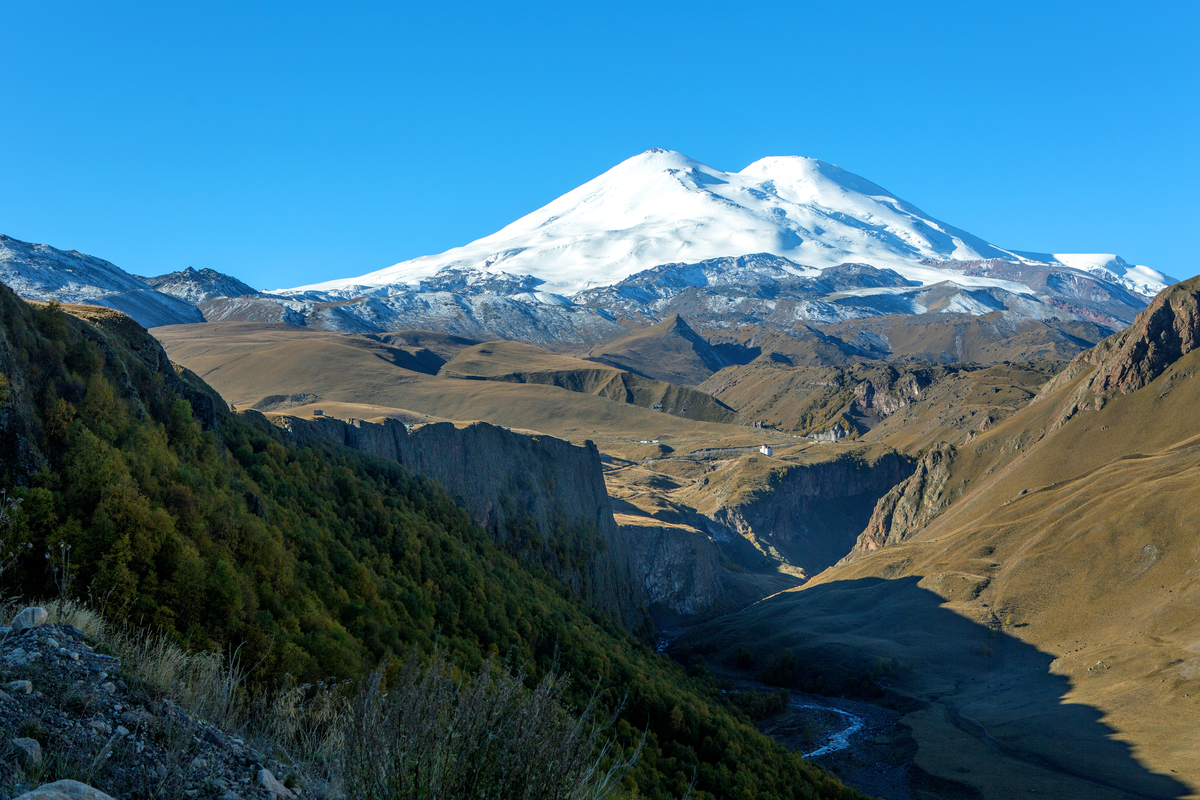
[44,598,246,729]
[339,647,640,800]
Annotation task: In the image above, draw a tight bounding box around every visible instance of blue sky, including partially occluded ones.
[3,1,1197,289]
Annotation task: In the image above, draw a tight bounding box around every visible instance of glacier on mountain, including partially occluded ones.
[0,149,1176,343]
[282,149,1175,301]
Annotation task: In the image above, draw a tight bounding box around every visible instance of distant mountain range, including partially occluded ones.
[0,234,203,327]
[0,149,1180,341]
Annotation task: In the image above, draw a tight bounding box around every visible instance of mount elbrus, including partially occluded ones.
[0,149,1175,340]
[1,150,1196,800]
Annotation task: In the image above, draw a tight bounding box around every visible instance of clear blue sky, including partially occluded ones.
[3,1,1197,289]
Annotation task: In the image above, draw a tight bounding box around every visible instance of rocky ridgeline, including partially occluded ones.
[0,608,302,800]
[843,443,957,560]
[1038,275,1200,429]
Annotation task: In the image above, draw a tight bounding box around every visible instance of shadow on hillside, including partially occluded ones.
[683,576,1190,800]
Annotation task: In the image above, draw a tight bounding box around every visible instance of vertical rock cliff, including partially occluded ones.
[699,450,914,579]
[614,516,724,623]
[262,413,642,627]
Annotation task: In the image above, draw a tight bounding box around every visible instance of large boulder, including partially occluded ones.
[12,737,41,769]
[10,607,47,632]
[14,780,116,800]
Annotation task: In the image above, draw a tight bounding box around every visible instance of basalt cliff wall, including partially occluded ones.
[706,451,914,579]
[615,516,724,624]
[257,413,641,627]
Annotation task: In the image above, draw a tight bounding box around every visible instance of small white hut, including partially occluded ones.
[759,444,773,456]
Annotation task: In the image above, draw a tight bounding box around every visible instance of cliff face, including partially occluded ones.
[615,516,724,622]
[844,443,957,560]
[852,369,931,418]
[263,413,641,626]
[700,451,914,579]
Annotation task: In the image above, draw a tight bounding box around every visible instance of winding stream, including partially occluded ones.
[791,701,866,758]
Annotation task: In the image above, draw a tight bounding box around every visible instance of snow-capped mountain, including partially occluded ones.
[144,266,259,304]
[282,149,1175,300]
[0,149,1177,346]
[0,234,203,328]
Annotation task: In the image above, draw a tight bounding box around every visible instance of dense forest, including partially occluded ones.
[0,286,866,799]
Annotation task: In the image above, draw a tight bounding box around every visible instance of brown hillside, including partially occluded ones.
[585,314,733,386]
[700,358,1059,448]
[151,322,770,458]
[440,340,739,424]
[680,277,1200,799]
[152,321,917,627]
[820,310,1110,363]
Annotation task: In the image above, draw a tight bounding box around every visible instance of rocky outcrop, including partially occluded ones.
[0,618,299,799]
[851,368,933,417]
[1037,276,1200,429]
[261,413,641,627]
[616,516,724,620]
[845,443,957,558]
[15,780,116,800]
[704,451,914,578]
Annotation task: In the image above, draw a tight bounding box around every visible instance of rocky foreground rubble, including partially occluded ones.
[0,607,307,800]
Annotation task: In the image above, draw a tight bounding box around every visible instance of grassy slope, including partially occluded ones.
[859,363,1060,453]
[441,340,738,424]
[0,293,868,800]
[819,311,1110,363]
[153,322,781,460]
[584,315,723,387]
[681,317,1200,797]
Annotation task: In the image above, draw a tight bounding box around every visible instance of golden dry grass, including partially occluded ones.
[684,349,1200,798]
[585,314,722,386]
[441,340,619,378]
[152,322,787,457]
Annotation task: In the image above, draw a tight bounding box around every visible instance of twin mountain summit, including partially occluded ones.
[0,148,1174,338]
[1,149,1197,800]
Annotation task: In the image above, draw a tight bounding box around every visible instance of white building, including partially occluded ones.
[760,444,773,456]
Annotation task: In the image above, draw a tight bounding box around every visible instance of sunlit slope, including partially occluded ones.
[442,339,738,423]
[702,358,1059,448]
[816,350,1200,797]
[152,322,765,456]
[584,314,731,386]
[820,310,1111,362]
[682,278,1200,798]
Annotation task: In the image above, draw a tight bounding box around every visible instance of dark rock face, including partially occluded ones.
[707,451,915,579]
[264,414,641,627]
[845,443,957,559]
[617,520,724,620]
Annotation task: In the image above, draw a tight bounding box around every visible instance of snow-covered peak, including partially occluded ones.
[737,155,889,202]
[0,234,204,327]
[1047,254,1174,297]
[281,150,1157,300]
[144,266,260,304]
